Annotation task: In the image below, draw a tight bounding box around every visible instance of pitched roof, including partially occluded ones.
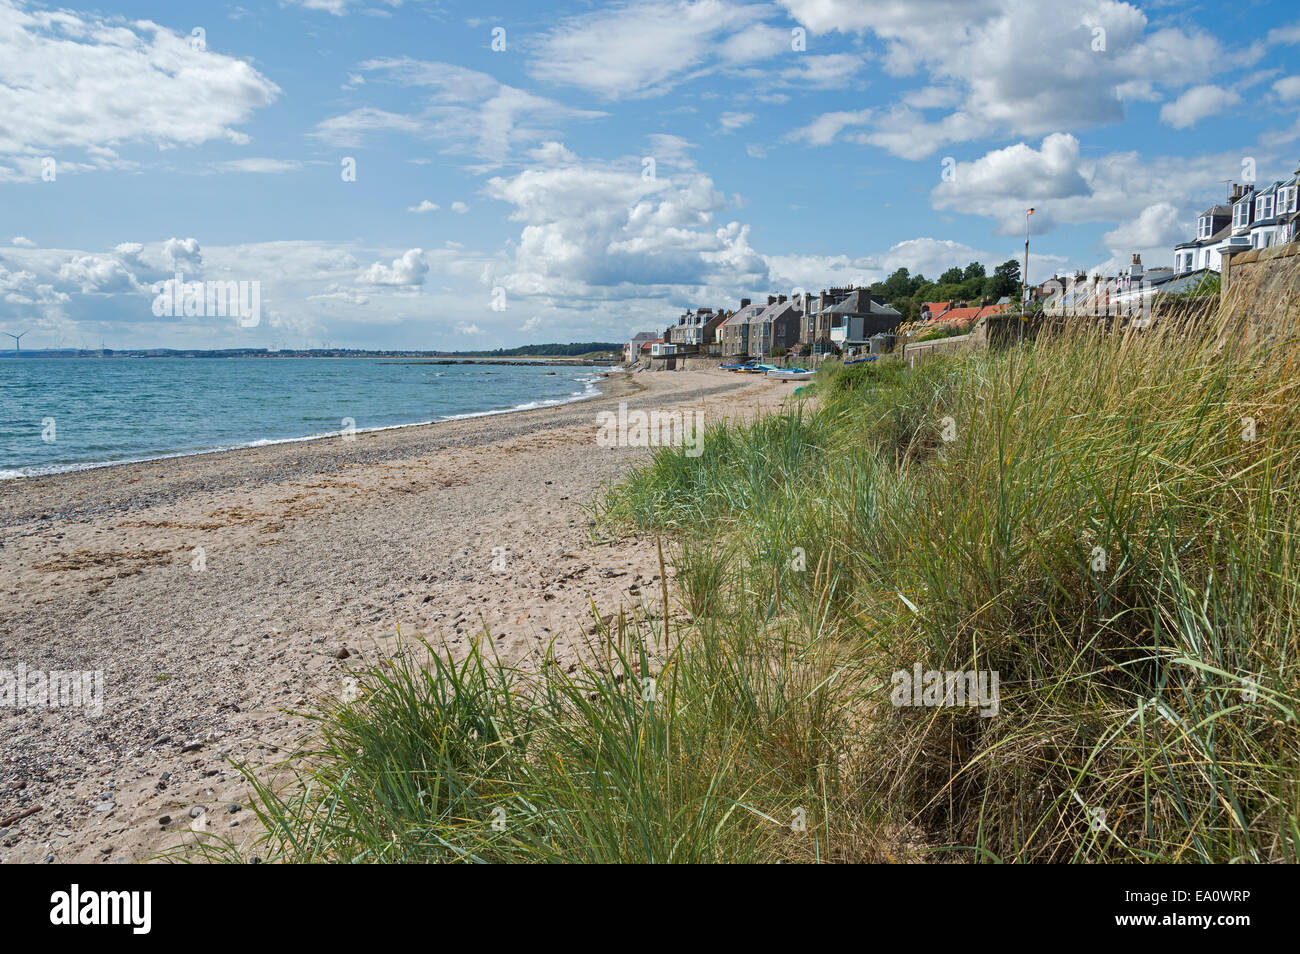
[826,289,899,316]
[750,299,803,325]
[722,303,765,326]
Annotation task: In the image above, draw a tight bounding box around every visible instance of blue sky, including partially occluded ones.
[1,0,1297,350]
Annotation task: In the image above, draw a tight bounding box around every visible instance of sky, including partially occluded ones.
[1,0,1298,351]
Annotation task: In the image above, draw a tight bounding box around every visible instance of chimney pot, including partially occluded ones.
[739,298,750,308]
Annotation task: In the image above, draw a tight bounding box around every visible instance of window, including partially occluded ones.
[1234,202,1249,228]
[1257,195,1274,220]
[1198,216,1212,239]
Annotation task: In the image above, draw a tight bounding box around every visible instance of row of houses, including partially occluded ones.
[623,164,1300,365]
[624,287,906,362]
[1174,165,1300,277]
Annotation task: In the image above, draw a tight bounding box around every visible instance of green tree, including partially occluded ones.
[883,267,912,303]
[989,259,1021,300]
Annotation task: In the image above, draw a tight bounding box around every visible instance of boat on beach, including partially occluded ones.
[765,368,814,381]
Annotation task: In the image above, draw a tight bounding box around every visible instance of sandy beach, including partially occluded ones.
[0,367,793,863]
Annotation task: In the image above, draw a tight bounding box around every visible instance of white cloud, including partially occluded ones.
[529,0,768,98]
[1267,23,1300,46]
[360,248,428,286]
[931,133,1089,231]
[162,237,204,272]
[408,200,440,213]
[1159,85,1241,129]
[1101,202,1186,253]
[520,315,542,333]
[455,321,482,335]
[528,141,578,164]
[11,236,36,247]
[0,2,279,164]
[451,201,470,214]
[1274,76,1300,102]
[780,0,1241,157]
[788,109,872,146]
[210,158,303,174]
[929,133,1282,246]
[719,111,755,133]
[313,58,605,165]
[481,148,767,301]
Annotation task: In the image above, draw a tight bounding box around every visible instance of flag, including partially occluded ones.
[1027,208,1035,215]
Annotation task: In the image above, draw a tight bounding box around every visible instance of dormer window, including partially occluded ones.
[1234,202,1249,229]
[1198,216,1212,239]
[1257,195,1274,220]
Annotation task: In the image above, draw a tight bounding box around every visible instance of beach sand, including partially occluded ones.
[0,368,795,863]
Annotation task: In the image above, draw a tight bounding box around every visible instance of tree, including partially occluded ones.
[962,261,986,282]
[938,266,964,285]
[883,267,912,303]
[989,259,1021,300]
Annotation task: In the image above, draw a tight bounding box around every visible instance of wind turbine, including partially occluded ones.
[5,330,28,355]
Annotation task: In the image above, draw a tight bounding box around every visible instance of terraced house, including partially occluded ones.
[805,286,899,355]
[1175,165,1300,275]
[666,306,727,356]
[747,295,803,357]
[719,298,765,357]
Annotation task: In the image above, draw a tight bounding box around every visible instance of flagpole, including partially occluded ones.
[1020,208,1034,345]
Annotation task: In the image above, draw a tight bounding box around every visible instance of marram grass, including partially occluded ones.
[197,269,1300,862]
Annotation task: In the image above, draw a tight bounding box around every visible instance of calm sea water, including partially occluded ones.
[0,357,609,479]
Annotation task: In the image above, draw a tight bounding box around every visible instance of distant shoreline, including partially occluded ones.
[1,366,621,483]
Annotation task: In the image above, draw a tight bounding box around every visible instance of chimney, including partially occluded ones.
[739,298,751,309]
[1131,253,1141,265]
[767,295,777,305]
[777,294,787,304]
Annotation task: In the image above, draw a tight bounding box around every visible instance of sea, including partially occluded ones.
[0,356,610,479]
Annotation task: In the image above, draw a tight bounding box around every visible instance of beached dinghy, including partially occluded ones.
[766,368,815,381]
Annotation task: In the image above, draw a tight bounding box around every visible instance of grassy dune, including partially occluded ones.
[207,276,1300,863]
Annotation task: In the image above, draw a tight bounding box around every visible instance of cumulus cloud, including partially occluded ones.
[1159,85,1241,128]
[11,236,36,247]
[482,149,767,299]
[1101,202,1186,255]
[929,133,1278,244]
[931,134,1088,231]
[408,200,440,213]
[451,201,470,214]
[360,248,429,286]
[162,238,204,272]
[0,2,279,167]
[779,0,1244,157]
